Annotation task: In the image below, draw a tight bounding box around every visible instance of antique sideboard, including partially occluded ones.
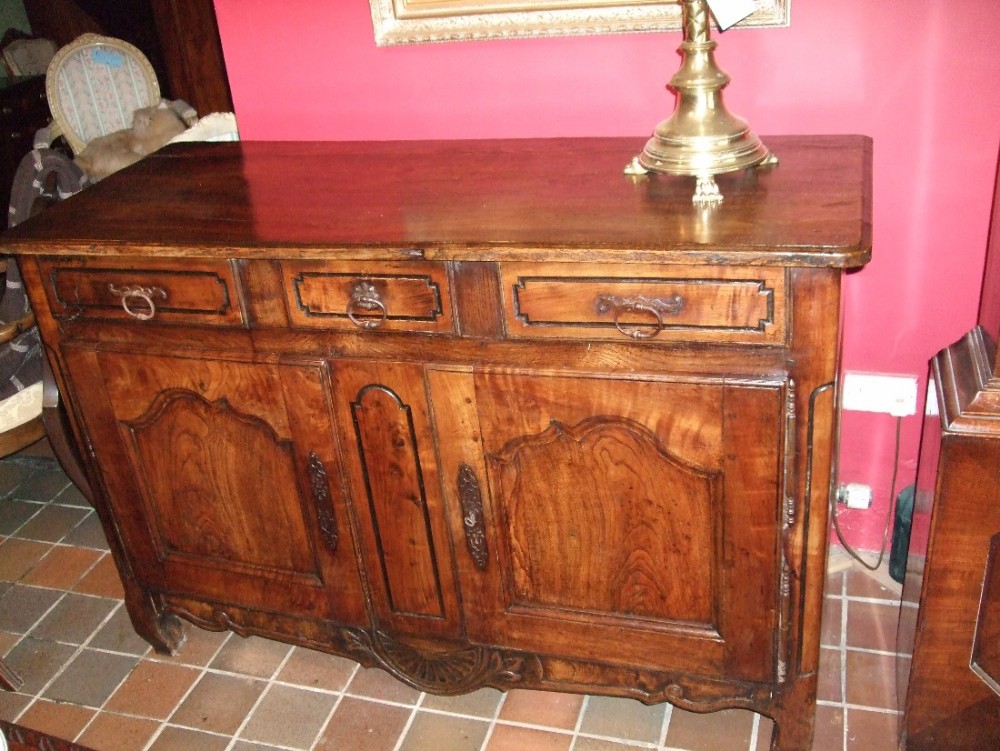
[3,136,872,751]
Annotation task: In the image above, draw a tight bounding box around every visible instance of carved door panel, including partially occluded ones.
[431,367,789,682]
[64,348,368,626]
[330,360,463,639]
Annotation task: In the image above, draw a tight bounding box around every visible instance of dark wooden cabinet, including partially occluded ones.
[897,156,1000,750]
[3,136,872,751]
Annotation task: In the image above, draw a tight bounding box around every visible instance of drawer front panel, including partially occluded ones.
[39,257,244,327]
[501,263,787,344]
[282,260,454,333]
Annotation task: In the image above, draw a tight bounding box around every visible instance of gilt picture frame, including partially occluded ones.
[369,1,790,46]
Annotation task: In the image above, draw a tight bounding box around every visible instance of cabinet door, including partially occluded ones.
[431,367,788,683]
[331,360,463,639]
[65,349,368,626]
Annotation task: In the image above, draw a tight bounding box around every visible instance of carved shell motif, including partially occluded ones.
[341,629,528,694]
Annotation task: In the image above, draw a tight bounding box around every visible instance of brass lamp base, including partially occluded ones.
[628,0,775,205]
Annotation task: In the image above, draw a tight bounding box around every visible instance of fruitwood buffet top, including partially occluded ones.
[4,136,871,267]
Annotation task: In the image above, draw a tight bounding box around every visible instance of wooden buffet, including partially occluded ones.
[3,136,872,751]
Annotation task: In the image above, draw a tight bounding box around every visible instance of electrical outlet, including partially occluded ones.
[841,372,918,417]
[838,482,873,509]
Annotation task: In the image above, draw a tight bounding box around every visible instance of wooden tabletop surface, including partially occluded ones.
[2,135,872,268]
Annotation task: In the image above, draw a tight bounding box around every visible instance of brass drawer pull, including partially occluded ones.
[346,281,388,329]
[458,464,489,571]
[595,293,684,340]
[108,283,167,321]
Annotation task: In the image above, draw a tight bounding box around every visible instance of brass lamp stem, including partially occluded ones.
[628,0,774,204]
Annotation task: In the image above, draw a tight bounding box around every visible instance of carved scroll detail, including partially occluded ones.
[341,629,529,694]
[458,464,489,570]
[307,452,339,552]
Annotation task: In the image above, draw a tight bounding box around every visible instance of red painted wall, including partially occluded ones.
[212,0,1000,550]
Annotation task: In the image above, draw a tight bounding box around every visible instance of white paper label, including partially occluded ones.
[705,0,758,30]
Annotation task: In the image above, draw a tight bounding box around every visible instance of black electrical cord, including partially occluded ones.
[831,415,902,571]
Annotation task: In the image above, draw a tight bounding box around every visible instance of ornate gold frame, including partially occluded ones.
[369,1,790,46]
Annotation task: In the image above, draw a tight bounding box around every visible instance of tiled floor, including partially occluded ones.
[0,451,909,751]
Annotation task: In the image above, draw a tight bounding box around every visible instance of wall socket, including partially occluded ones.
[841,372,918,417]
[837,482,873,509]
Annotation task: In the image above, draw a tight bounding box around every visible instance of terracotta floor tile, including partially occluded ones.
[664,707,755,751]
[53,483,90,508]
[485,724,571,751]
[314,696,410,751]
[818,646,843,703]
[0,629,17,655]
[30,592,117,645]
[421,687,504,718]
[845,650,899,710]
[498,688,583,730]
[71,555,125,600]
[846,600,900,653]
[0,690,32,721]
[578,696,666,745]
[232,742,286,751]
[155,625,228,667]
[0,499,43,536]
[20,545,102,590]
[61,514,109,551]
[346,665,422,705]
[0,462,33,498]
[0,539,53,582]
[43,649,140,708]
[825,571,845,596]
[88,606,151,656]
[13,468,70,502]
[0,584,61,633]
[16,698,96,741]
[105,659,201,720]
[573,737,652,750]
[398,710,490,751]
[170,672,266,735]
[15,505,89,544]
[77,711,159,751]
[276,646,357,692]
[241,683,338,748]
[811,704,846,751]
[821,596,843,646]
[147,725,231,751]
[845,569,900,601]
[3,636,78,695]
[846,708,899,751]
[209,634,291,679]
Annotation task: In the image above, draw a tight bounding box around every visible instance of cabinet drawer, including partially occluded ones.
[38,257,245,327]
[281,260,454,334]
[501,263,787,344]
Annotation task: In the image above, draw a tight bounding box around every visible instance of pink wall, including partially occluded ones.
[212,0,1000,549]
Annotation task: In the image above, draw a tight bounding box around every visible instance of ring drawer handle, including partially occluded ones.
[346,281,388,329]
[108,283,167,321]
[595,293,684,340]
